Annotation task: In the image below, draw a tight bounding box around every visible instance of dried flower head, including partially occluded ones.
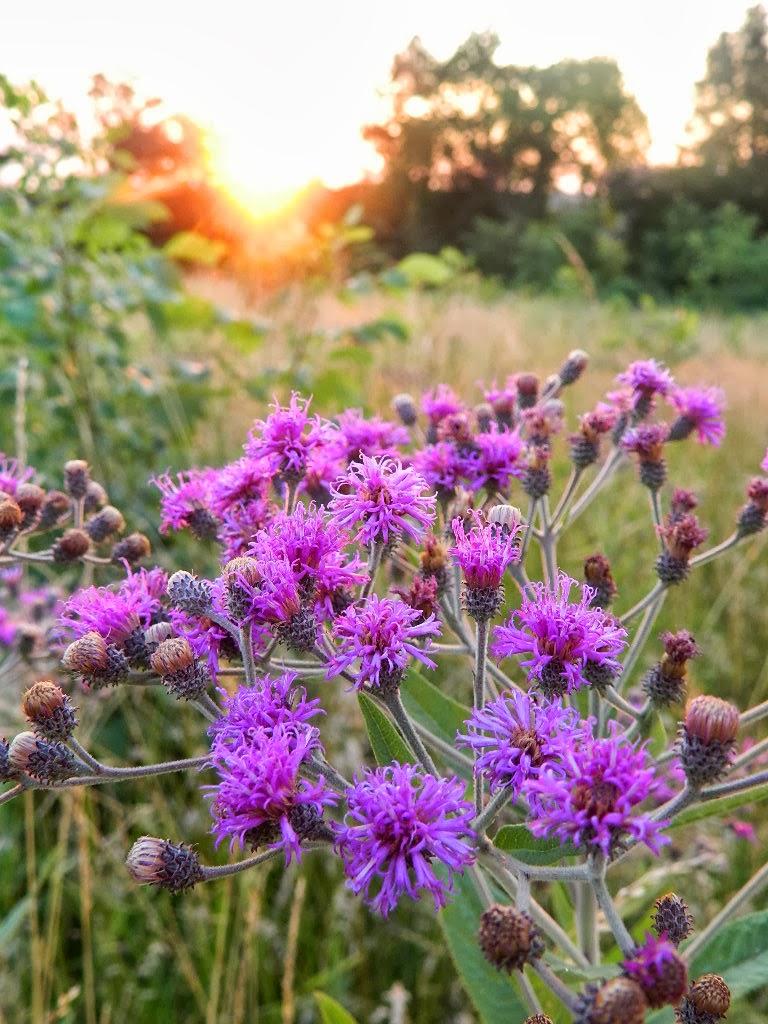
[478,905,545,972]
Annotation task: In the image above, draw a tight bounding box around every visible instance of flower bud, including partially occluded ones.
[522,445,552,500]
[151,637,209,701]
[63,460,91,500]
[167,571,213,615]
[22,680,78,741]
[577,977,648,1024]
[111,532,151,565]
[683,973,730,1019]
[392,392,418,426]
[37,490,71,532]
[488,504,522,534]
[623,934,688,1009]
[679,695,739,786]
[61,631,129,689]
[515,373,539,409]
[0,737,15,782]
[126,837,204,894]
[222,556,261,621]
[584,553,617,608]
[52,527,91,563]
[737,478,768,537]
[83,480,108,513]
[643,631,700,708]
[651,893,694,946]
[14,483,45,530]
[8,731,81,782]
[477,905,544,973]
[84,505,125,543]
[559,348,589,386]
[0,498,23,541]
[473,401,494,433]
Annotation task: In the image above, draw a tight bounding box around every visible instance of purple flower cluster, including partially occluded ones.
[58,567,168,646]
[244,392,335,483]
[451,512,520,591]
[491,572,627,696]
[334,762,475,916]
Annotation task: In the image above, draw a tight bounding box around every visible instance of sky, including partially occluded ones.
[0,1,757,211]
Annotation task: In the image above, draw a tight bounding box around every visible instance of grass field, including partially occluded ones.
[2,281,767,1023]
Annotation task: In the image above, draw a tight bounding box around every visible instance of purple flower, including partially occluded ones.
[247,503,365,615]
[327,594,441,691]
[668,385,726,446]
[332,408,409,462]
[0,606,16,646]
[151,469,219,539]
[761,448,768,474]
[244,393,335,483]
[119,567,169,620]
[328,455,436,546]
[59,586,141,646]
[451,511,520,591]
[410,442,471,501]
[218,497,276,560]
[464,425,525,496]
[524,724,670,857]
[334,762,476,916]
[616,359,675,412]
[207,457,273,518]
[422,384,463,425]
[621,423,670,460]
[206,725,337,863]
[491,572,627,697]
[0,454,35,496]
[622,932,688,1009]
[458,692,587,797]
[209,670,324,749]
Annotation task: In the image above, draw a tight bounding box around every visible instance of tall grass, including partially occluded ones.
[2,284,768,1022]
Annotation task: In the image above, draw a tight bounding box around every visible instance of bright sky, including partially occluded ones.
[0,0,756,211]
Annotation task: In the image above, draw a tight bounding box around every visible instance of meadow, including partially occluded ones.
[2,277,768,1024]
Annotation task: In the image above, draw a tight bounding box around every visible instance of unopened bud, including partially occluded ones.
[515,373,539,409]
[679,695,739,786]
[38,490,71,532]
[166,571,212,616]
[63,460,91,500]
[151,637,209,701]
[473,402,494,433]
[83,480,108,513]
[22,680,78,741]
[111,532,151,565]
[223,557,261,621]
[126,836,204,893]
[52,527,91,563]
[8,731,81,782]
[584,553,617,608]
[477,905,544,973]
[488,504,522,534]
[523,1016,553,1024]
[392,392,418,426]
[14,483,45,530]
[559,348,588,386]
[651,893,694,946]
[683,974,730,1019]
[62,631,129,689]
[85,505,125,543]
[0,498,23,540]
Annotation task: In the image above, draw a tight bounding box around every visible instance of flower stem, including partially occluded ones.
[619,590,667,687]
[472,787,512,835]
[382,690,438,776]
[589,855,635,957]
[689,532,741,569]
[201,847,283,880]
[564,446,623,528]
[699,767,768,801]
[238,623,257,687]
[472,618,490,810]
[360,541,383,600]
[619,580,665,626]
[538,496,558,588]
[550,465,583,533]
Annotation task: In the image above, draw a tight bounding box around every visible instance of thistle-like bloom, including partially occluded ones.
[464,425,525,496]
[656,512,709,584]
[491,572,627,697]
[206,724,336,863]
[524,725,670,857]
[327,594,441,691]
[244,393,335,483]
[151,469,219,539]
[58,584,143,647]
[207,457,272,519]
[421,384,463,426]
[209,671,324,749]
[451,512,520,620]
[0,454,35,497]
[332,408,409,462]
[334,762,475,916]
[328,455,436,546]
[616,359,675,414]
[410,442,471,503]
[668,385,726,446]
[457,691,587,798]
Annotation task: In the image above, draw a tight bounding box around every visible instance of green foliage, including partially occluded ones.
[357,693,412,764]
[314,992,360,1024]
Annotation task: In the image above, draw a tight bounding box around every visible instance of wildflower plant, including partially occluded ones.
[2,360,768,1023]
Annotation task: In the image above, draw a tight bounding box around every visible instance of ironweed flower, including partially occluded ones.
[569,403,618,468]
[334,762,475,916]
[657,512,708,584]
[616,359,675,416]
[126,837,204,894]
[152,469,219,539]
[244,392,335,484]
[478,905,545,972]
[464,425,525,496]
[0,454,36,496]
[206,724,336,863]
[457,691,586,798]
[668,386,726,446]
[410,441,471,504]
[332,408,409,462]
[327,594,441,692]
[524,724,670,857]
[209,670,324,749]
[491,572,627,698]
[451,511,520,621]
[621,423,671,490]
[678,695,739,786]
[328,455,436,547]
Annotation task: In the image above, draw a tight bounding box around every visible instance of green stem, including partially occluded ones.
[619,591,667,688]
[360,541,384,600]
[564,446,624,528]
[239,623,257,687]
[473,617,490,814]
[201,847,283,880]
[538,496,558,587]
[589,856,635,957]
[698,767,768,801]
[382,690,438,775]
[528,959,580,1013]
[689,532,741,569]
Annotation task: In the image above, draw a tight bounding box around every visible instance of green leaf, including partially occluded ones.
[163,231,227,266]
[668,781,768,829]
[439,870,528,1023]
[222,319,267,353]
[357,694,413,765]
[348,315,410,344]
[313,991,360,1024]
[493,825,578,865]
[396,252,455,288]
[400,669,470,747]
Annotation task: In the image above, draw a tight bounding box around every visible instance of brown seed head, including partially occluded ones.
[688,973,730,1017]
[151,637,195,676]
[52,527,91,562]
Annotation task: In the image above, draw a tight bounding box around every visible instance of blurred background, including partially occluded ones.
[1,3,768,1022]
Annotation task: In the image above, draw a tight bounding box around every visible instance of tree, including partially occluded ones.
[687,4,768,172]
[363,33,648,252]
